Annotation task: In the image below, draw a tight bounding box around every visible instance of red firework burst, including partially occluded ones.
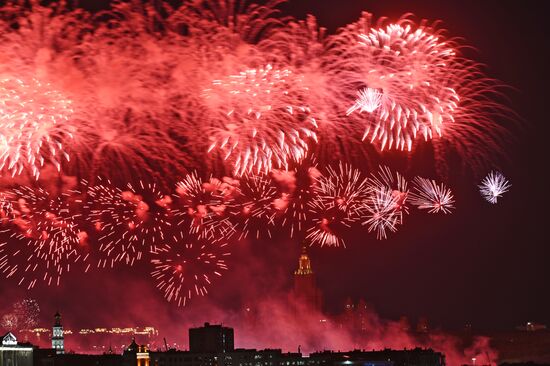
[150,231,230,307]
[229,173,279,240]
[271,155,322,238]
[305,163,370,247]
[368,165,409,223]
[174,173,236,240]
[1,186,88,288]
[361,186,401,240]
[324,13,509,171]
[85,179,173,268]
[0,76,73,178]
[202,64,318,175]
[410,176,455,213]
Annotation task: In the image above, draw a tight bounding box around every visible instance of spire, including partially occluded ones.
[54,311,62,327]
[294,244,313,275]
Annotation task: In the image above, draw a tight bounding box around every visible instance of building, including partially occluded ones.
[34,352,123,366]
[149,348,303,366]
[123,338,150,366]
[148,347,445,366]
[31,321,448,366]
[189,323,234,354]
[292,246,323,312]
[0,332,33,366]
[308,349,445,366]
[51,312,64,354]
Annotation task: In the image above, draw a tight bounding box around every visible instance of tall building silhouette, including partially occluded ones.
[292,245,323,312]
[52,312,64,354]
[189,323,234,353]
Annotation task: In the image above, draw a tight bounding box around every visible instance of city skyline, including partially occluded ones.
[3,248,549,364]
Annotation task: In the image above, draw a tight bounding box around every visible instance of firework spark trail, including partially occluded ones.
[202,64,318,176]
[316,163,371,220]
[174,173,236,240]
[13,298,40,330]
[260,15,380,166]
[479,171,511,204]
[305,163,370,247]
[305,199,347,248]
[361,186,400,240]
[322,13,510,171]
[332,20,461,151]
[279,169,317,238]
[1,186,88,288]
[175,0,286,44]
[229,173,279,240]
[271,155,321,238]
[409,176,455,213]
[0,230,19,281]
[0,191,14,224]
[150,231,230,307]
[368,165,409,220]
[85,179,172,268]
[0,76,73,178]
[347,87,383,115]
[1,313,18,331]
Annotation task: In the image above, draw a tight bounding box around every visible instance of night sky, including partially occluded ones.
[0,0,548,346]
[295,0,550,331]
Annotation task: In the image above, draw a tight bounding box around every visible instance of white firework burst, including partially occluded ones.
[479,171,511,204]
[410,177,455,214]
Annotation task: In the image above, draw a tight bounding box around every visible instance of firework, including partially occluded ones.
[314,163,371,220]
[86,179,172,268]
[322,13,509,171]
[229,173,279,240]
[272,155,321,238]
[150,231,230,307]
[0,191,14,224]
[62,35,191,186]
[13,299,40,330]
[4,186,88,288]
[347,87,383,115]
[368,166,409,222]
[202,64,318,176]
[0,0,516,306]
[361,187,400,240]
[342,22,460,150]
[478,171,511,204]
[178,0,285,43]
[174,173,236,240]
[259,16,366,164]
[305,164,370,247]
[305,200,348,247]
[1,313,18,331]
[410,177,455,213]
[0,231,18,280]
[0,76,73,178]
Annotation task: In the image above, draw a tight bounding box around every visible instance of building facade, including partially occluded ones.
[0,332,33,366]
[292,246,323,312]
[51,312,64,354]
[123,339,151,366]
[189,323,234,354]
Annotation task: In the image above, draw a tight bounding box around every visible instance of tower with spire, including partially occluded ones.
[52,312,64,354]
[292,245,323,312]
